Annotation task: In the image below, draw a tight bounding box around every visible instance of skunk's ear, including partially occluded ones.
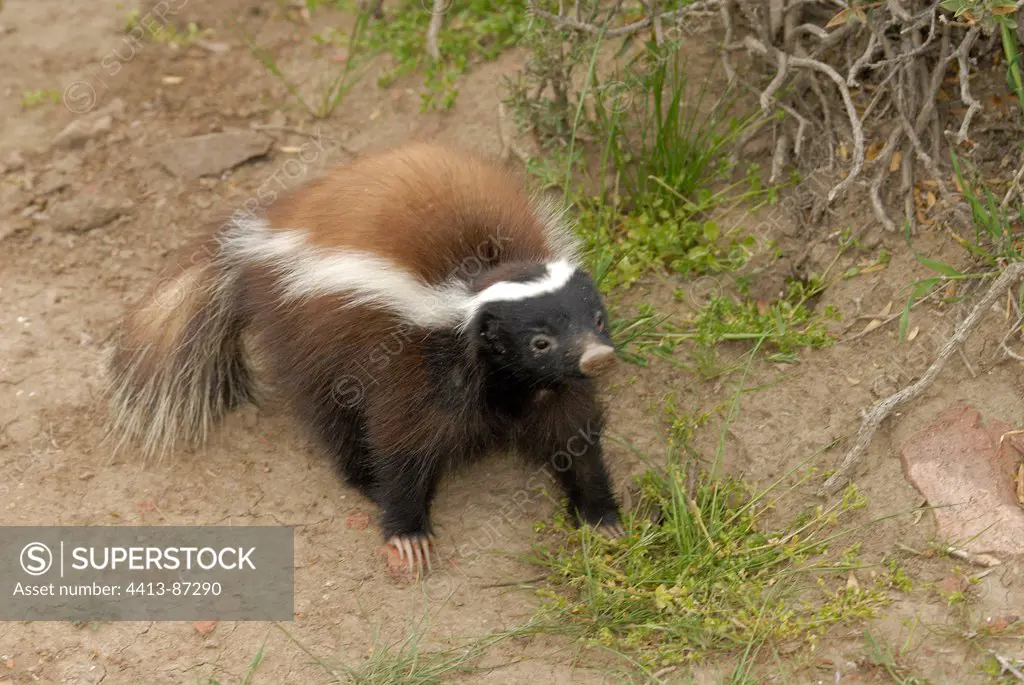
[479,312,506,355]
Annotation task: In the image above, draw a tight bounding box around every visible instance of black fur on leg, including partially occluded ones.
[323,412,376,494]
[306,378,377,494]
[371,452,444,542]
[518,383,622,531]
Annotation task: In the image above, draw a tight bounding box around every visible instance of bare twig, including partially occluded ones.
[761,49,790,112]
[868,5,939,71]
[649,0,664,45]
[732,80,806,162]
[249,123,358,156]
[869,127,903,232]
[944,546,1002,567]
[770,133,790,184]
[847,31,879,87]
[1001,154,1024,210]
[887,0,912,22]
[528,0,721,37]
[1001,340,1024,361]
[743,36,865,206]
[860,62,902,123]
[992,652,1024,681]
[497,102,531,165]
[820,263,1024,496]
[792,23,830,41]
[998,313,1024,360]
[425,0,445,60]
[951,26,982,144]
[720,0,737,82]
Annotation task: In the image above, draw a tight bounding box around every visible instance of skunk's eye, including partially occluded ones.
[531,334,554,352]
[595,312,606,332]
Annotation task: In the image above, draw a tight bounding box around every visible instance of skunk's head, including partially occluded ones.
[465,260,616,387]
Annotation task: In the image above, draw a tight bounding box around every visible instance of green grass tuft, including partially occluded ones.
[313,0,527,111]
[527,461,889,671]
[20,89,60,109]
[274,615,530,685]
[524,352,898,675]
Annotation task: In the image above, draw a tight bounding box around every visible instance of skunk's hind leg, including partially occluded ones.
[313,405,377,495]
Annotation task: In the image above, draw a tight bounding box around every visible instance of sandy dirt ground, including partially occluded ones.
[1,1,1023,683]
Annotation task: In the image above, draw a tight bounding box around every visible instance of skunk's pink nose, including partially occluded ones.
[579,342,616,377]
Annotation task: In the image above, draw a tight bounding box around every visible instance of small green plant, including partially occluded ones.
[525,356,888,674]
[686,284,835,356]
[20,89,60,109]
[897,150,1024,342]
[863,629,929,685]
[572,43,766,292]
[662,392,713,448]
[240,9,372,118]
[124,9,213,47]
[273,616,529,684]
[527,456,887,671]
[951,150,1024,265]
[884,558,914,592]
[574,196,754,292]
[599,42,755,213]
[206,633,267,684]
[313,0,527,111]
[598,272,836,374]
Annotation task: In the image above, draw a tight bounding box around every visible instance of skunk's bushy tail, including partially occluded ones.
[103,233,254,461]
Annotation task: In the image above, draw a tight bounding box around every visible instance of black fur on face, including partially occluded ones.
[471,267,615,389]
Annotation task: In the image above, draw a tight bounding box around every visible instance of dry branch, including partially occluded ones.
[820,263,1024,497]
[1001,155,1024,210]
[720,0,737,81]
[528,0,995,241]
[528,0,721,37]
[869,128,903,232]
[992,652,1024,682]
[742,35,865,205]
[951,26,982,144]
[425,0,446,60]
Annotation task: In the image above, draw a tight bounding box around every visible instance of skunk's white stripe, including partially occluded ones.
[459,260,576,328]
[220,218,577,331]
[221,219,469,328]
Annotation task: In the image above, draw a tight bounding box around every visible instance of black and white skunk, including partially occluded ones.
[104,142,624,570]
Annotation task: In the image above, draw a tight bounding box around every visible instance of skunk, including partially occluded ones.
[104,142,624,570]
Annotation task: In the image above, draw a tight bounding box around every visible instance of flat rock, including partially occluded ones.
[52,114,112,149]
[900,404,1024,556]
[51,195,133,233]
[194,39,230,54]
[151,131,271,179]
[51,99,124,150]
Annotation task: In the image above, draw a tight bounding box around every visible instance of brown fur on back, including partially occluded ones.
[265,142,562,282]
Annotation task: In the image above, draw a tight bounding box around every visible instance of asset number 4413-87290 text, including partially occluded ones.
[125,581,222,596]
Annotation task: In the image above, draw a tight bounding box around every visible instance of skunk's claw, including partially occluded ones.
[388,533,433,572]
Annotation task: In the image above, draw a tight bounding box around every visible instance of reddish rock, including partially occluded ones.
[193,620,217,636]
[900,405,1024,556]
[379,544,412,583]
[345,509,369,531]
